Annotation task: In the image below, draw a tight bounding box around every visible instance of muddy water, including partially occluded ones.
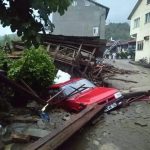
[58,60,150,150]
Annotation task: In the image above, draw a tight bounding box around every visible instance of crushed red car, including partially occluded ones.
[48,78,123,112]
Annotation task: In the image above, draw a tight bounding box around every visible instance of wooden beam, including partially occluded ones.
[45,38,106,47]
[82,48,96,76]
[45,43,95,55]
[75,44,82,62]
[96,66,104,78]
[25,104,105,150]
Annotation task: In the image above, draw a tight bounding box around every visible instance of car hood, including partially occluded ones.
[68,87,118,105]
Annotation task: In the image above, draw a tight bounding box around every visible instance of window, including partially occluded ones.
[72,1,77,6]
[145,12,150,23]
[84,0,90,6]
[147,0,150,4]
[137,41,143,50]
[134,17,140,28]
[93,27,99,36]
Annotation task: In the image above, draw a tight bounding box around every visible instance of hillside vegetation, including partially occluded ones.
[105,23,130,40]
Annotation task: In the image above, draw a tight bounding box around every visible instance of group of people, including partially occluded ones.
[105,52,116,62]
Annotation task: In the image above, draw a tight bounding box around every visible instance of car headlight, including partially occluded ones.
[114,92,122,99]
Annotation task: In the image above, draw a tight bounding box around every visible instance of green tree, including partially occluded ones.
[0,0,72,46]
[8,46,56,94]
[106,22,130,40]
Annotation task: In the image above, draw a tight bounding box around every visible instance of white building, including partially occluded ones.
[128,0,150,63]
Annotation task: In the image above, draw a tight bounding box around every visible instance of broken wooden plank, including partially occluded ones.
[44,37,106,48]
[25,104,105,150]
[38,104,104,150]
[95,66,103,78]
[82,48,96,76]
[75,44,82,62]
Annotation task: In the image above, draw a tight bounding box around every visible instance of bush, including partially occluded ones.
[8,46,56,94]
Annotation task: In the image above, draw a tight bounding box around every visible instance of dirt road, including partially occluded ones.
[58,60,150,150]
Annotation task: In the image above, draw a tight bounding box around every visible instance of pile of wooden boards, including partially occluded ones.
[88,63,138,86]
[10,35,138,86]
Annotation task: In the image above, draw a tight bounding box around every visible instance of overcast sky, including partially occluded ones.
[0,0,138,36]
[99,0,138,23]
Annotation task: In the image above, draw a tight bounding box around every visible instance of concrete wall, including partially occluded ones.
[52,0,106,39]
[130,0,150,63]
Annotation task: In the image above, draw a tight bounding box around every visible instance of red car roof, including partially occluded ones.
[50,78,82,89]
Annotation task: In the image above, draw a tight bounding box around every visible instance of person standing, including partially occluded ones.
[112,52,116,62]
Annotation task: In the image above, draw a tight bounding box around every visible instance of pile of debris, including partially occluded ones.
[11,35,106,78]
[88,63,138,86]
[0,73,73,149]
[0,105,72,149]
[0,69,149,150]
[9,35,139,87]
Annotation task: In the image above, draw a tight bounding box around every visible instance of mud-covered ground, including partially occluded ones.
[58,59,150,150]
[105,59,150,90]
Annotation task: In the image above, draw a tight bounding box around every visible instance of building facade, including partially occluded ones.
[128,0,150,63]
[52,0,109,39]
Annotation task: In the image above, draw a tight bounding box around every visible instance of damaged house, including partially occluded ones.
[52,0,109,39]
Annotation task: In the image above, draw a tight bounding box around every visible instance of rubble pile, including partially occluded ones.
[89,63,138,86]
[0,104,71,149]
[0,73,72,149]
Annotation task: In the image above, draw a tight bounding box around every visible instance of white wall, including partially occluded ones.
[130,0,150,63]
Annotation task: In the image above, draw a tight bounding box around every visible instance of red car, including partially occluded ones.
[48,78,123,112]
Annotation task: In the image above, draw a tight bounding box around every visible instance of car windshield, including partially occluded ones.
[61,79,96,96]
[49,88,61,97]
